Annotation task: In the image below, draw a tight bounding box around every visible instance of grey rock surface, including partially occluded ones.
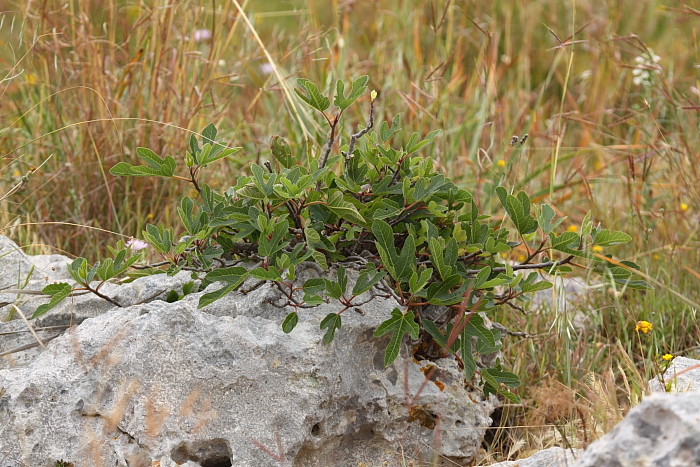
[648,357,700,393]
[0,244,496,466]
[486,446,581,467]
[574,392,700,467]
[0,236,36,291]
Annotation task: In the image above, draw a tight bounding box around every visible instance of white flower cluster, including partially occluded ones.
[632,50,661,87]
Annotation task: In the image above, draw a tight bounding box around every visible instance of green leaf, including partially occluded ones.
[409,268,433,294]
[379,113,401,143]
[412,174,447,203]
[426,274,468,305]
[32,283,72,319]
[303,277,326,295]
[282,312,298,333]
[372,220,416,282]
[258,219,290,259]
[203,266,249,284]
[199,145,241,166]
[178,197,201,235]
[326,190,366,225]
[496,187,538,235]
[270,135,296,168]
[142,224,173,254]
[311,250,328,271]
[429,238,451,280]
[537,204,565,234]
[201,123,217,145]
[67,257,87,284]
[250,163,276,197]
[549,231,581,252]
[405,129,440,155]
[333,75,368,110]
[198,283,238,308]
[352,268,387,296]
[295,78,330,112]
[249,267,282,281]
[374,308,420,366]
[463,314,496,347]
[320,313,342,343]
[593,229,632,246]
[460,330,476,379]
[423,319,450,349]
[109,147,176,178]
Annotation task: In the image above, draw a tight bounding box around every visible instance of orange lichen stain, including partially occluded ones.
[434,380,445,391]
[419,364,435,377]
[408,405,437,430]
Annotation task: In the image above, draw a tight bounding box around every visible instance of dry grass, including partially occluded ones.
[1,0,700,464]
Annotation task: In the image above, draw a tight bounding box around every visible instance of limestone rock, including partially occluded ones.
[574,392,700,466]
[648,357,700,393]
[486,446,581,467]
[0,278,495,466]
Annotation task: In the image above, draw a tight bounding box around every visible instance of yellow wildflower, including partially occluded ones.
[680,203,689,212]
[635,320,653,334]
[662,354,673,361]
[567,225,578,232]
[517,254,526,262]
[496,160,506,168]
[592,245,603,253]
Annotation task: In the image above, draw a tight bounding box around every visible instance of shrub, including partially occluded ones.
[31,76,646,402]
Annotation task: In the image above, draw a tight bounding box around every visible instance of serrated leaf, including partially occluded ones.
[374,308,420,366]
[109,148,176,178]
[320,313,342,343]
[282,312,298,333]
[32,283,72,319]
[333,75,368,110]
[295,78,330,112]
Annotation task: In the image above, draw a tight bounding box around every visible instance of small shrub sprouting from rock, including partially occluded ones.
[32,76,647,402]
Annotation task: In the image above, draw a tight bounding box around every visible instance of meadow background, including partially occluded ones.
[1,0,699,463]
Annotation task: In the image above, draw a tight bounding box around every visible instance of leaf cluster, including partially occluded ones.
[33,77,647,402]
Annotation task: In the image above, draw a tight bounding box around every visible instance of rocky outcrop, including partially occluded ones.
[0,236,496,466]
[573,392,700,466]
[648,357,700,393]
[486,446,580,466]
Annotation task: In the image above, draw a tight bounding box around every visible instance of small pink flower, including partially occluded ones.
[126,238,148,251]
[193,29,212,43]
[259,63,274,75]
